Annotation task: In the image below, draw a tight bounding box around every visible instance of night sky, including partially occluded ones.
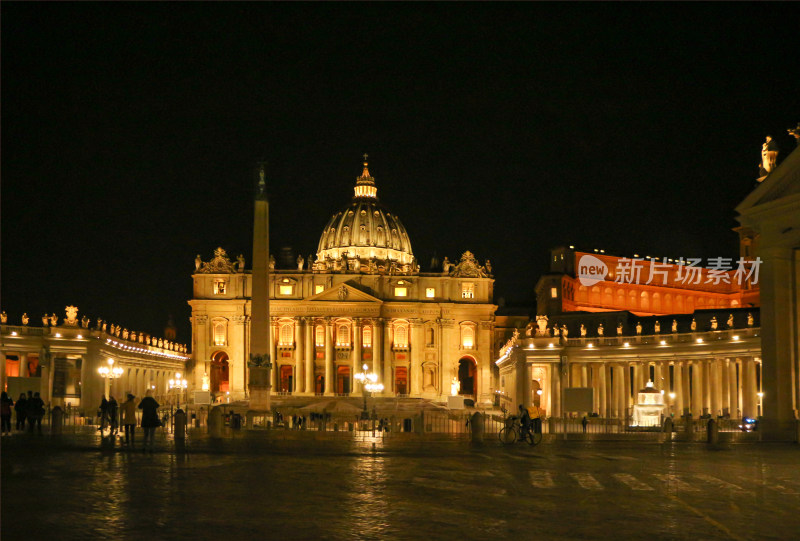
[2,4,798,343]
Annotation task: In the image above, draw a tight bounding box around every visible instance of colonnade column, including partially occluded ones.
[672,362,683,417]
[702,360,712,416]
[681,361,691,416]
[691,361,703,417]
[551,361,562,417]
[623,363,631,420]
[599,364,609,417]
[742,357,758,419]
[710,359,722,417]
[727,358,739,418]
[305,318,314,394]
[324,317,334,395]
[615,364,626,419]
[294,317,304,394]
[352,319,362,396]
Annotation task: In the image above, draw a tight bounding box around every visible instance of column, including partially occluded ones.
[383,320,393,395]
[580,364,588,388]
[727,358,739,418]
[373,319,383,386]
[410,319,423,396]
[742,357,758,419]
[710,359,722,417]
[623,363,631,420]
[352,319,362,396]
[551,360,562,417]
[324,318,334,395]
[673,362,683,417]
[598,363,608,417]
[270,318,278,390]
[691,361,703,417]
[305,318,314,394]
[614,364,625,419]
[294,317,304,394]
[721,358,731,417]
[681,361,691,416]
[702,360,711,416]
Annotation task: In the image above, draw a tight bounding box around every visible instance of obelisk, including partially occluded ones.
[248,162,271,411]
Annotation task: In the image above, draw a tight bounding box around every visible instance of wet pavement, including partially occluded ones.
[2,430,800,540]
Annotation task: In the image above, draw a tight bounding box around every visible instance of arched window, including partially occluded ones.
[461,325,475,349]
[362,325,373,347]
[315,325,325,347]
[337,324,350,347]
[213,320,226,346]
[279,322,293,346]
[393,322,408,348]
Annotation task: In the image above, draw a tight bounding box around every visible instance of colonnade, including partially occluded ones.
[566,356,762,420]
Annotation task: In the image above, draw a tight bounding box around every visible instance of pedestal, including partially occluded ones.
[249,386,271,411]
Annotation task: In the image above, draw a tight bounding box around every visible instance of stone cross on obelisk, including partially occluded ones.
[248,162,272,411]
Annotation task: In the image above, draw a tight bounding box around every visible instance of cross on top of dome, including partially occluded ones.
[354,154,377,199]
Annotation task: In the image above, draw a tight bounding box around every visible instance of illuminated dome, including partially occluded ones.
[316,157,416,272]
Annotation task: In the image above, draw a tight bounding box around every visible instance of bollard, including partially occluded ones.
[246,411,255,429]
[469,412,484,443]
[208,406,223,438]
[51,406,64,435]
[707,418,719,445]
[174,409,187,440]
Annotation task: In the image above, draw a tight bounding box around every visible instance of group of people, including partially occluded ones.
[0,391,45,435]
[99,390,162,451]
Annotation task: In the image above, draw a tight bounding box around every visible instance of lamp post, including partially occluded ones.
[757,391,764,417]
[354,363,383,419]
[169,372,188,410]
[97,358,123,400]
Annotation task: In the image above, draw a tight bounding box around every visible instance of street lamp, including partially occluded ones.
[757,391,764,417]
[97,358,123,400]
[354,363,383,418]
[169,372,188,409]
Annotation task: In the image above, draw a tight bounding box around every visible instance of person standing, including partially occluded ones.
[14,393,27,431]
[1,392,13,435]
[138,390,160,452]
[121,394,138,447]
[107,395,119,435]
[98,396,109,432]
[27,392,45,434]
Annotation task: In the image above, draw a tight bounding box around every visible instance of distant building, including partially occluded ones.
[189,158,499,405]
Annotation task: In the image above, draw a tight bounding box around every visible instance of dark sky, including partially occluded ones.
[2,4,798,343]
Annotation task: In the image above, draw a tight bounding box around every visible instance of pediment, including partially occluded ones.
[306,283,383,303]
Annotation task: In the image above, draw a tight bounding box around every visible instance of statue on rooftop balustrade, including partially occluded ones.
[580,324,587,337]
[636,322,642,335]
[759,135,779,178]
[297,254,304,271]
[672,319,678,333]
[727,314,734,328]
[617,322,623,336]
[710,317,718,330]
[0,311,6,324]
[654,321,660,334]
[21,313,29,326]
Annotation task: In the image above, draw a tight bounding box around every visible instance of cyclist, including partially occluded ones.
[528,404,542,434]
[518,404,532,442]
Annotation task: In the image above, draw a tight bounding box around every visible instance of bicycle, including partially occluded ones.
[499,415,542,446]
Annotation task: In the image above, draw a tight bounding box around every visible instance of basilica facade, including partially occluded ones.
[188,160,498,405]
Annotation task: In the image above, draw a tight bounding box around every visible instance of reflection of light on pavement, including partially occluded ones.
[347,455,389,538]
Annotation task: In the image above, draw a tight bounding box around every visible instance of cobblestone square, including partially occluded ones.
[3,433,799,540]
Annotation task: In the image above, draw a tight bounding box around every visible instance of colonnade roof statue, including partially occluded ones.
[315,156,417,273]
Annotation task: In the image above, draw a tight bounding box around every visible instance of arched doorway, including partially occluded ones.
[458,357,477,397]
[336,365,350,395]
[210,351,229,393]
[315,374,325,395]
[531,379,542,408]
[279,365,293,393]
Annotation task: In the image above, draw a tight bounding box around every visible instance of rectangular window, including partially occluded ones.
[213,280,227,295]
[279,285,293,295]
[394,287,407,297]
[5,356,19,377]
[551,287,558,298]
[425,287,435,298]
[315,285,325,295]
[461,283,474,299]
